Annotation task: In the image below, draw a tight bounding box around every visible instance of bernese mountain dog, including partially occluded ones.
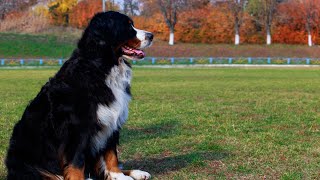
[5,11,153,180]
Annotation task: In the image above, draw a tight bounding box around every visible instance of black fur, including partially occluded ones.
[6,11,140,180]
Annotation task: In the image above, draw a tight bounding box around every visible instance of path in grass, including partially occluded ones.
[2,33,320,58]
[0,68,319,179]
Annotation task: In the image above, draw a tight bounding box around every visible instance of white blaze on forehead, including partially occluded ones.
[133,26,152,49]
[133,26,146,41]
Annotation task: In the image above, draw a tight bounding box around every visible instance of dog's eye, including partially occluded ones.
[128,20,134,27]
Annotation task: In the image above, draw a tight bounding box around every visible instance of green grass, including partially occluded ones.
[0,33,75,58]
[0,68,320,179]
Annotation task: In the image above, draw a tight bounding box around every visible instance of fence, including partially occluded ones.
[1,57,320,66]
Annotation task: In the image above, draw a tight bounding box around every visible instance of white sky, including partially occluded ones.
[115,0,123,5]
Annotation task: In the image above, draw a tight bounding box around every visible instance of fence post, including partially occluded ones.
[20,59,24,65]
[39,59,43,65]
[152,58,156,64]
[59,59,63,65]
[171,57,175,64]
[1,59,4,66]
[209,58,213,64]
[228,58,233,64]
[287,58,291,64]
[248,57,252,64]
[267,57,271,64]
[306,58,310,65]
[189,58,193,64]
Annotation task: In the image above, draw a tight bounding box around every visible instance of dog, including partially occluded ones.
[5,11,153,180]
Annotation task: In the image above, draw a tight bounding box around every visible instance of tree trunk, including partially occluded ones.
[306,22,312,46]
[169,28,174,45]
[267,33,271,45]
[103,0,106,12]
[65,14,69,26]
[266,26,271,45]
[235,33,240,45]
[308,33,312,47]
[235,19,240,45]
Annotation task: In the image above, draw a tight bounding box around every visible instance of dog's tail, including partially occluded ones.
[38,169,64,180]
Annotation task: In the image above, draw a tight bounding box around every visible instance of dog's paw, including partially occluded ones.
[130,170,151,180]
[109,172,134,180]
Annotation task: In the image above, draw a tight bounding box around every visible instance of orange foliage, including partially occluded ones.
[133,13,168,40]
[70,0,120,28]
[3,10,24,19]
[273,0,320,44]
[70,0,102,28]
[3,0,317,44]
[0,10,50,33]
[134,5,258,44]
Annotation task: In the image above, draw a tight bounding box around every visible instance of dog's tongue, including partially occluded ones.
[122,46,145,59]
[132,49,145,58]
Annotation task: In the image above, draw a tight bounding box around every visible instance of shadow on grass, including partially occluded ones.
[122,120,181,143]
[123,151,229,175]
[122,120,230,175]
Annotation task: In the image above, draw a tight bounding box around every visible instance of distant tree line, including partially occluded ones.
[1,0,320,46]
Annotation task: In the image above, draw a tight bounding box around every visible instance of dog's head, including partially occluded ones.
[79,11,153,60]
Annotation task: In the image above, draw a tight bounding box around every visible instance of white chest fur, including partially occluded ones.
[92,61,132,153]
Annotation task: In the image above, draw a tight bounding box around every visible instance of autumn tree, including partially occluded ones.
[140,0,159,17]
[273,1,305,44]
[226,0,247,45]
[103,0,119,11]
[70,0,120,28]
[48,0,78,26]
[157,0,178,45]
[300,0,319,46]
[0,0,37,19]
[155,0,210,45]
[123,0,140,16]
[262,0,277,45]
[248,0,279,45]
[70,0,101,28]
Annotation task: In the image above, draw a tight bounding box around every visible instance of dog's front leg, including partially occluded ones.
[104,147,133,180]
[104,147,151,180]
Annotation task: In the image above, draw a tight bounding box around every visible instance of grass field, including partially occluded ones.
[2,33,320,58]
[0,33,75,58]
[0,68,320,179]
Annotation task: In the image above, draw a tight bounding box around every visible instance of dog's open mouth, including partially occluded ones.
[121,45,145,60]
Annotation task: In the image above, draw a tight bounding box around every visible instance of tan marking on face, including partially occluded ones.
[126,37,141,49]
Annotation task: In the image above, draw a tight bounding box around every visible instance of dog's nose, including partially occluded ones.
[146,33,153,41]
